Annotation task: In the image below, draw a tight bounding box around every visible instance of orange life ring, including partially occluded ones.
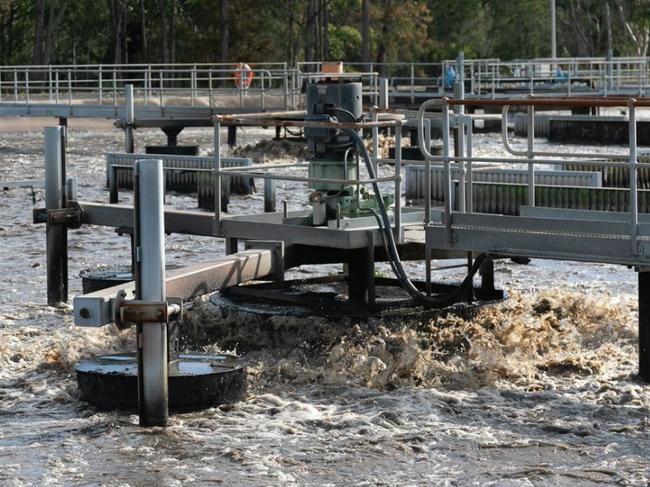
[234,63,253,89]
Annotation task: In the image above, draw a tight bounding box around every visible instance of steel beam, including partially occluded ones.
[74,249,275,327]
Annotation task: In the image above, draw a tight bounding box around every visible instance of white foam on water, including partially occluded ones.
[0,128,648,485]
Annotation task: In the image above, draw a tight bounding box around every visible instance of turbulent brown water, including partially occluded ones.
[0,126,649,486]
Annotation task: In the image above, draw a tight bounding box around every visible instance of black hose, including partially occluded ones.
[343,128,488,307]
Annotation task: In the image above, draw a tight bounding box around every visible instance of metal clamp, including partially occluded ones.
[32,201,82,229]
[113,291,183,329]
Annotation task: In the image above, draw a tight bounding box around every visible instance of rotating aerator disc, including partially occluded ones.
[75,352,247,412]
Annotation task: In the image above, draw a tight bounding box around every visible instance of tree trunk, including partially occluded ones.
[159,0,168,63]
[219,0,229,62]
[361,0,370,69]
[140,0,148,62]
[108,0,124,64]
[322,0,329,60]
[32,0,46,65]
[287,0,294,65]
[170,0,176,63]
[604,1,613,54]
[304,0,315,67]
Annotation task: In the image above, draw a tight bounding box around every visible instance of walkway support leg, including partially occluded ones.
[639,270,650,381]
[135,159,168,427]
[45,127,67,305]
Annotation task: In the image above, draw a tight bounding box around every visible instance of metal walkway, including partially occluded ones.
[2,56,650,123]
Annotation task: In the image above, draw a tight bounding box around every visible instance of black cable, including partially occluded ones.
[333,107,358,123]
[343,128,488,307]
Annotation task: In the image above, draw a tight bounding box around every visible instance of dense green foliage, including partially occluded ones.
[1,0,649,66]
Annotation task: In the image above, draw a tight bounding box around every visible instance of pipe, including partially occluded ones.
[135,159,168,427]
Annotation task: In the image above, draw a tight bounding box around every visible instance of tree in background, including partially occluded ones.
[0,0,648,66]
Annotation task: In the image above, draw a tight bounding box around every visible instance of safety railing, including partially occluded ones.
[2,57,650,112]
[417,96,650,258]
[211,114,404,240]
[0,63,301,110]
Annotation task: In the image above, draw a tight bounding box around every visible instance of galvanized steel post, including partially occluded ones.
[629,99,639,255]
[455,52,466,213]
[527,105,535,207]
[466,116,474,212]
[442,100,452,242]
[394,123,402,242]
[371,108,379,173]
[124,84,135,153]
[134,159,168,427]
[213,117,222,234]
[379,78,389,110]
[44,127,67,305]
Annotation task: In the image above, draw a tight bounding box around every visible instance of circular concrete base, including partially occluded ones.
[75,352,247,412]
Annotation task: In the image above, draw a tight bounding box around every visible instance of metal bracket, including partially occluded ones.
[114,292,183,329]
[32,201,82,229]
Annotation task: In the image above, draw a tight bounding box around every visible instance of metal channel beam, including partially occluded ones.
[74,249,274,327]
[520,206,650,223]
[0,103,288,120]
[425,221,650,266]
[79,202,386,250]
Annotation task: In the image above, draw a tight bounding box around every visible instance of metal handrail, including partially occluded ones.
[211,114,404,237]
[417,96,645,256]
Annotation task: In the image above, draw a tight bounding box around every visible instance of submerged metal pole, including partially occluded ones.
[135,159,168,427]
[125,84,135,153]
[45,127,67,305]
[639,270,650,382]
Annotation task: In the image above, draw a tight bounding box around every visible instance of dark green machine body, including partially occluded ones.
[305,79,392,224]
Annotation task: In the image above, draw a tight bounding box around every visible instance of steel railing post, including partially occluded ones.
[394,122,402,243]
[25,69,29,104]
[67,69,72,104]
[134,158,169,427]
[629,99,639,255]
[410,63,415,104]
[208,69,213,109]
[372,109,379,173]
[125,84,135,153]
[113,68,117,105]
[527,105,535,207]
[98,65,103,104]
[48,65,52,101]
[442,100,452,242]
[455,52,466,213]
[213,117,222,235]
[191,64,196,106]
[283,69,289,110]
[466,116,473,212]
